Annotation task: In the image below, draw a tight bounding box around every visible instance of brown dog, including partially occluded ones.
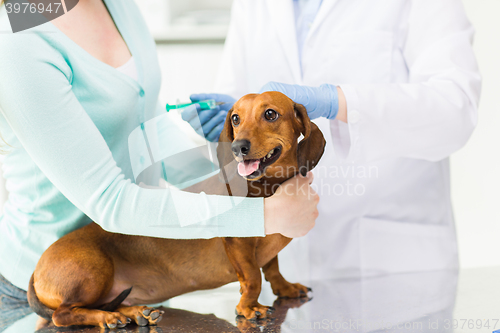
[27,92,326,329]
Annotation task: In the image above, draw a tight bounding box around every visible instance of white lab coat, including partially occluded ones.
[215,0,481,280]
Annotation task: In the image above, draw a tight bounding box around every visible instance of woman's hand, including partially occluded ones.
[264,172,319,238]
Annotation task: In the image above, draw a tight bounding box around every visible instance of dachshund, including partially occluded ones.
[27,91,326,329]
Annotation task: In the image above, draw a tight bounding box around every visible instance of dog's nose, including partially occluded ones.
[231,140,251,156]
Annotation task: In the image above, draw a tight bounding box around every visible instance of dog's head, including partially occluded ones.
[217,92,326,182]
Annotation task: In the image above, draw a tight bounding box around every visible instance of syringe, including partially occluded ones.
[166,99,225,112]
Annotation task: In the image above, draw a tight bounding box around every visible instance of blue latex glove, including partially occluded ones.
[181,93,236,142]
[259,82,339,120]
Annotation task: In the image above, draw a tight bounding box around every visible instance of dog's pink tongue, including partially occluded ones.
[238,160,260,177]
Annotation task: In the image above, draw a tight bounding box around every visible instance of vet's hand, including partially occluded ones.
[259,82,340,120]
[181,93,235,142]
[264,172,319,238]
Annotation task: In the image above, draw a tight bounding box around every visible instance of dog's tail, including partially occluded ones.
[99,286,133,312]
[27,274,54,321]
[28,273,133,321]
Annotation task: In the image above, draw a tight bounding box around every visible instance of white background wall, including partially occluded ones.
[155,0,500,269]
[450,0,500,268]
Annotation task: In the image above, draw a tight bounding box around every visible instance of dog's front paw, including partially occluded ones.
[236,302,275,320]
[236,315,274,332]
[273,282,311,299]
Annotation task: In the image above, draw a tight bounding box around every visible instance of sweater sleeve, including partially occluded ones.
[332,0,481,163]
[0,34,265,239]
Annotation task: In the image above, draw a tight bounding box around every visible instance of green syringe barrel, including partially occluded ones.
[166,99,217,112]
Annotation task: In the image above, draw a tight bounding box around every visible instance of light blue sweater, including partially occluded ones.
[0,0,264,291]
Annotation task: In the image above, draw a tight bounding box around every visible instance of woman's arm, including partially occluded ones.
[0,34,264,239]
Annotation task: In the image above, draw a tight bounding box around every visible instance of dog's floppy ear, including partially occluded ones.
[217,108,237,183]
[295,103,326,177]
[294,103,311,141]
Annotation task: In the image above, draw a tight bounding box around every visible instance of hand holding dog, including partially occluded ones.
[264,172,319,238]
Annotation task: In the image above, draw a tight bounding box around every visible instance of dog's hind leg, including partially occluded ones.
[115,305,164,326]
[52,303,130,328]
[262,256,311,299]
[33,237,134,328]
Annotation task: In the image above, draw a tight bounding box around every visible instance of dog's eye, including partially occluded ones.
[231,114,240,126]
[264,109,279,122]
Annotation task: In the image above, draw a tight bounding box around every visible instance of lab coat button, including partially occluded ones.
[139,90,145,97]
[140,156,145,164]
[349,110,361,124]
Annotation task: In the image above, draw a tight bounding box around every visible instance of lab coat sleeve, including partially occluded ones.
[214,0,249,99]
[0,35,265,239]
[334,0,481,163]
